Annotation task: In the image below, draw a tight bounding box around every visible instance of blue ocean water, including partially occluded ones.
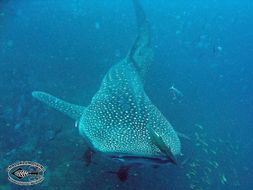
[0,0,252,189]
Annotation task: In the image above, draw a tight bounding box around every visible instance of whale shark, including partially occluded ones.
[32,0,181,165]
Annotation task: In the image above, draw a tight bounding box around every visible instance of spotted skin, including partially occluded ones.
[79,60,181,157]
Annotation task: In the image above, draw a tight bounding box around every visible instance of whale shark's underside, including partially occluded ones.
[32,0,181,165]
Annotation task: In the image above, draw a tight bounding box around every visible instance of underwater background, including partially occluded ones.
[0,0,252,189]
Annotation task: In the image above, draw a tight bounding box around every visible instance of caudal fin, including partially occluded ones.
[32,91,85,120]
[128,0,153,81]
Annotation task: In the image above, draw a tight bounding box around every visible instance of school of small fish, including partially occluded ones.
[183,124,241,190]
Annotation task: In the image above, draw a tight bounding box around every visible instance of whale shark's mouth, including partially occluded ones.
[109,155,172,165]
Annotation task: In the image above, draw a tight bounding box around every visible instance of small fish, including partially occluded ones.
[203,148,208,154]
[186,173,191,179]
[208,161,219,169]
[196,143,201,147]
[190,162,196,168]
[176,131,191,141]
[181,158,190,167]
[169,85,183,101]
[190,184,196,189]
[220,174,227,184]
[213,161,219,168]
[197,138,209,147]
[189,171,196,176]
[195,124,204,130]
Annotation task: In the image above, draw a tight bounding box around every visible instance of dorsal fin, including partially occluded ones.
[32,91,85,120]
[128,0,153,82]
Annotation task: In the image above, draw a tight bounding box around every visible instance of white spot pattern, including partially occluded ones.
[79,59,181,157]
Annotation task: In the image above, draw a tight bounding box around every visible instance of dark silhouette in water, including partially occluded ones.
[83,147,96,167]
[107,166,131,182]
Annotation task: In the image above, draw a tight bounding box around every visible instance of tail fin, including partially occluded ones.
[132,0,147,30]
[128,0,153,81]
[32,91,85,120]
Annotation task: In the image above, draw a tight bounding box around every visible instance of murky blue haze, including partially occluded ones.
[0,0,252,190]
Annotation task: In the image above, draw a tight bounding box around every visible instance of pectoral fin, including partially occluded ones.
[32,91,85,120]
[148,128,177,165]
